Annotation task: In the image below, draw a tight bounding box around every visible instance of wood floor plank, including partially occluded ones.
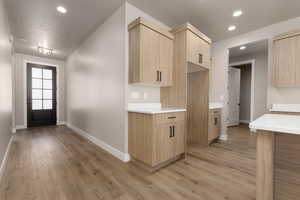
[0,125,256,200]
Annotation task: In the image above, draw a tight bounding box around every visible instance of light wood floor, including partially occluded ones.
[0,125,256,200]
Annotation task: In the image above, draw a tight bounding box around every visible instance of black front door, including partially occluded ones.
[27,63,57,127]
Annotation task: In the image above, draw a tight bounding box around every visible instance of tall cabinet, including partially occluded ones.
[272,31,300,87]
[161,23,213,146]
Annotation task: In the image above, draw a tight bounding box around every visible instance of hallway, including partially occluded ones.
[0,125,256,200]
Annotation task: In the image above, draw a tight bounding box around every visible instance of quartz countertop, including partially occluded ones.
[127,108,187,114]
[249,114,300,135]
[270,104,300,113]
[209,103,223,109]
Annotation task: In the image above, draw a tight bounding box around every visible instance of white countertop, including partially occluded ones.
[128,108,187,114]
[127,103,186,114]
[209,103,223,109]
[270,104,300,113]
[249,114,300,135]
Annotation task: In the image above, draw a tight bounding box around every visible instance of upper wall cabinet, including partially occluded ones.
[184,25,212,69]
[128,17,174,87]
[273,31,300,87]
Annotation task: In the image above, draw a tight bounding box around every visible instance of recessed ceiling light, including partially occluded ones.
[240,46,247,50]
[233,10,243,17]
[228,25,236,31]
[56,6,67,14]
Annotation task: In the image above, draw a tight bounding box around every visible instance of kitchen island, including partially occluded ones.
[250,114,300,200]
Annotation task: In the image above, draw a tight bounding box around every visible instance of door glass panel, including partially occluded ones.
[32,89,42,99]
[43,79,52,89]
[32,68,42,78]
[43,69,52,79]
[43,100,52,109]
[32,100,42,110]
[32,78,42,89]
[43,90,52,99]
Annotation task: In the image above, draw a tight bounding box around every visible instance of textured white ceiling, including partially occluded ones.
[5,0,300,60]
[5,0,124,60]
[128,0,300,41]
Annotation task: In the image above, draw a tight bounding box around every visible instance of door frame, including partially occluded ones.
[229,59,255,123]
[23,60,60,128]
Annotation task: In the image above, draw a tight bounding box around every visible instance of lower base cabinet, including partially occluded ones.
[128,112,186,171]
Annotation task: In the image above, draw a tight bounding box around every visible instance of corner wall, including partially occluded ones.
[211,17,300,138]
[0,0,13,173]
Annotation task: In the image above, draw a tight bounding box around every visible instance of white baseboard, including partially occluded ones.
[67,123,130,162]
[0,134,14,182]
[219,134,228,141]
[16,125,27,130]
[57,121,66,125]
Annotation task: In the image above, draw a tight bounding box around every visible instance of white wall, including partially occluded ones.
[0,0,13,173]
[66,5,127,155]
[14,53,66,128]
[211,17,300,138]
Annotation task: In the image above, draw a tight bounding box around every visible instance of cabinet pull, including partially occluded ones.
[168,116,176,119]
[214,117,218,125]
[156,70,159,81]
[159,71,162,82]
[198,53,203,64]
[169,126,172,138]
[172,126,175,137]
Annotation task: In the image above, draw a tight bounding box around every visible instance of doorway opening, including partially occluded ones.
[27,63,57,127]
[228,61,254,126]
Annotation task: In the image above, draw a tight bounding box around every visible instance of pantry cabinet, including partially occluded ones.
[128,17,174,87]
[273,31,300,87]
[128,111,186,171]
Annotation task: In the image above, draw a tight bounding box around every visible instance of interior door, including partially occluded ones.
[27,63,57,127]
[228,67,241,126]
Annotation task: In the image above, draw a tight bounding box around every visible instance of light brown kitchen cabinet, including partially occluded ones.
[273,31,300,87]
[128,17,174,87]
[187,28,211,69]
[208,108,221,143]
[128,111,186,171]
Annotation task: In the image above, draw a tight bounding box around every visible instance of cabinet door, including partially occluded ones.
[296,36,300,86]
[199,39,211,69]
[173,121,185,156]
[140,25,160,84]
[187,31,210,69]
[187,31,200,65]
[152,123,174,166]
[159,35,173,86]
[274,37,297,87]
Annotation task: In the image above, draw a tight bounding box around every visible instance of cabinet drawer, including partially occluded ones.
[154,112,185,124]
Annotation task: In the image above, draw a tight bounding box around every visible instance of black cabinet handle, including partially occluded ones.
[169,126,172,138]
[214,117,218,125]
[168,116,176,119]
[156,70,159,81]
[159,71,162,82]
[198,53,203,64]
[172,126,175,137]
